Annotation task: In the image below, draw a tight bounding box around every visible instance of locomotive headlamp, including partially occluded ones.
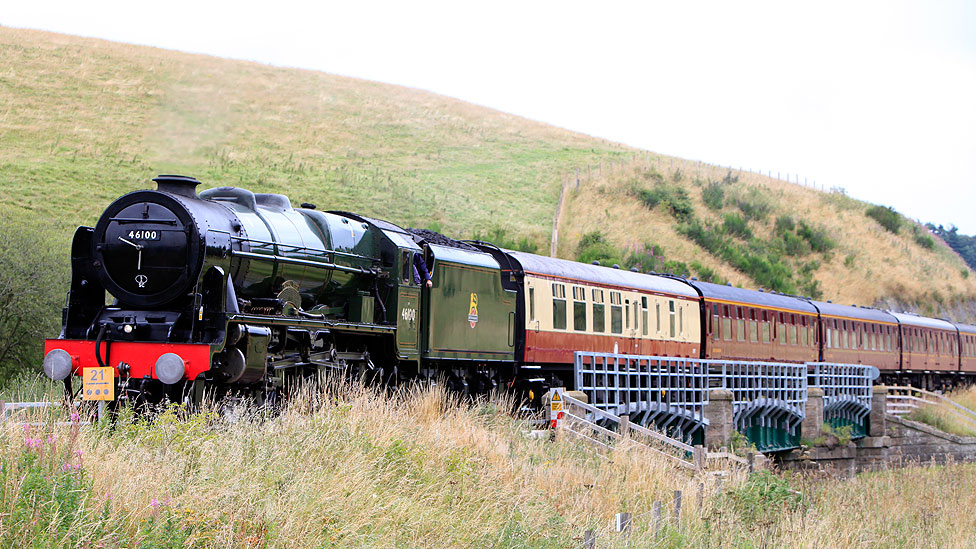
[43,349,73,381]
[155,353,186,385]
[123,324,133,334]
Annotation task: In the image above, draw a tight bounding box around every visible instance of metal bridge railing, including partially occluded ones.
[574,352,708,444]
[807,362,877,436]
[574,353,809,450]
[707,360,808,449]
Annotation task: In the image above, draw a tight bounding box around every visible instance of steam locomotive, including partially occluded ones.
[43,176,975,408]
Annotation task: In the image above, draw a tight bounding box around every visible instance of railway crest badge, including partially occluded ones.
[468,293,479,328]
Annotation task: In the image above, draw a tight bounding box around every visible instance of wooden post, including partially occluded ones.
[583,529,596,548]
[697,482,704,510]
[0,401,5,422]
[673,490,682,522]
[747,451,755,473]
[693,445,706,470]
[616,512,632,534]
[652,501,663,535]
[619,414,630,438]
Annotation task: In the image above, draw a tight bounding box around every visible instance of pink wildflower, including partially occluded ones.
[22,423,30,434]
[47,434,56,445]
[150,498,160,508]
[70,412,81,423]
[75,449,83,458]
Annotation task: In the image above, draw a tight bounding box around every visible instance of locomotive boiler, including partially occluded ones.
[43,176,421,404]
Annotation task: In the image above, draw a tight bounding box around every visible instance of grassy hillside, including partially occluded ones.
[0,26,629,247]
[556,157,976,316]
[3,382,976,547]
[1,24,975,372]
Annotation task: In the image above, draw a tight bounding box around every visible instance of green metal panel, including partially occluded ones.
[825,416,867,439]
[424,247,516,361]
[396,287,420,360]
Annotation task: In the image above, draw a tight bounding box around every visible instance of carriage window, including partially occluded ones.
[634,301,640,333]
[625,299,630,330]
[679,306,684,337]
[800,325,808,346]
[552,283,567,330]
[711,304,719,341]
[643,297,650,336]
[656,303,662,333]
[723,317,732,340]
[736,318,745,342]
[610,292,623,334]
[790,325,798,345]
[669,300,676,337]
[761,322,770,343]
[573,286,587,332]
[748,320,758,342]
[592,290,605,333]
[529,287,536,321]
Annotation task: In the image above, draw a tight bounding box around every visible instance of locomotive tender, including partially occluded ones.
[43,177,974,407]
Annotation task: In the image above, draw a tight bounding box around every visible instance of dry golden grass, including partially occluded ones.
[4,380,976,547]
[559,156,976,313]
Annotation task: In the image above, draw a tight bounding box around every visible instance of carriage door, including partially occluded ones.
[396,250,420,360]
[628,298,640,353]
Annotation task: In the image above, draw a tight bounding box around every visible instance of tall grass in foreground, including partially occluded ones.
[3,379,976,547]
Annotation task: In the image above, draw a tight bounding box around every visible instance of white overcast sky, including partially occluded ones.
[5,1,976,232]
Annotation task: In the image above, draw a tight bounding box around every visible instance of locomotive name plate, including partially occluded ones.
[83,367,115,401]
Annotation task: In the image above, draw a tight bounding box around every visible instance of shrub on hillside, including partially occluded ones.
[732,187,771,221]
[915,233,935,250]
[0,218,68,385]
[797,221,836,253]
[575,231,622,266]
[866,205,902,233]
[702,181,725,210]
[722,213,752,240]
[635,184,694,221]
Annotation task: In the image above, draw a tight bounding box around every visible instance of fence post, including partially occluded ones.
[693,445,706,470]
[619,414,630,438]
[652,501,662,535]
[583,530,596,548]
[673,490,682,522]
[0,401,5,422]
[616,512,632,534]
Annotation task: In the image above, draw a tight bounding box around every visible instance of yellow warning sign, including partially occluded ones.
[83,367,114,401]
[550,390,563,412]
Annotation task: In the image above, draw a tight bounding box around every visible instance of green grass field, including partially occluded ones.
[0,27,629,249]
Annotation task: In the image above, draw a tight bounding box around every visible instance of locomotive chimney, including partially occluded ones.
[153,175,200,198]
